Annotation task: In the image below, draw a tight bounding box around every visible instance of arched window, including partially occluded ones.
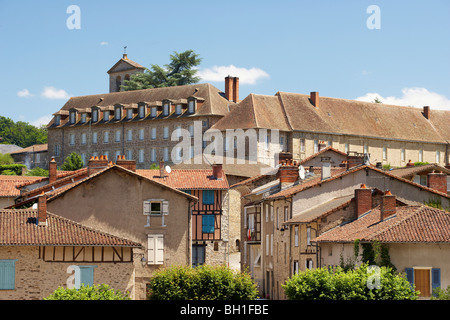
[116,76,122,91]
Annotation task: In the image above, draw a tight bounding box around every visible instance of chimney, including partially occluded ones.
[212,163,223,180]
[88,155,109,176]
[278,152,293,164]
[37,192,47,226]
[318,141,327,152]
[159,160,166,178]
[49,157,57,183]
[233,77,239,103]
[355,184,372,218]
[423,106,430,120]
[116,155,136,172]
[278,159,299,185]
[380,190,396,220]
[310,92,319,108]
[321,156,331,180]
[406,160,414,167]
[347,152,365,170]
[225,76,239,102]
[427,171,447,194]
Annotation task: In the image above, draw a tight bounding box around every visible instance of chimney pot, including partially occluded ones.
[49,157,57,183]
[423,106,430,119]
[212,163,223,180]
[37,192,47,226]
[355,186,372,218]
[381,191,396,220]
[310,92,319,108]
[225,76,239,102]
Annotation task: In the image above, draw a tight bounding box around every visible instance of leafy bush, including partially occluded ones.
[431,286,450,300]
[0,164,26,175]
[60,152,84,171]
[283,264,418,300]
[0,153,14,165]
[44,284,130,300]
[25,167,49,177]
[147,265,258,300]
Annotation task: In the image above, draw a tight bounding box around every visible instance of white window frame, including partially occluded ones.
[70,112,76,124]
[115,107,121,120]
[401,148,405,161]
[163,126,169,140]
[81,133,86,145]
[176,104,182,115]
[419,149,423,162]
[92,132,98,145]
[163,147,169,161]
[163,103,170,116]
[139,128,144,141]
[151,107,157,117]
[69,133,75,146]
[92,110,98,122]
[188,100,195,113]
[127,129,133,141]
[294,226,299,247]
[307,227,311,246]
[115,130,121,142]
[81,113,87,123]
[139,149,145,163]
[127,108,133,119]
[151,148,156,162]
[103,110,110,122]
[139,105,145,118]
[151,127,157,140]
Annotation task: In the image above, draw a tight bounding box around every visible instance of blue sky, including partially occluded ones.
[1,0,449,127]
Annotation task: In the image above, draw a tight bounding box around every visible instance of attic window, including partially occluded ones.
[188,100,195,113]
[55,115,61,126]
[70,112,76,124]
[163,103,170,116]
[103,110,110,122]
[139,105,145,118]
[127,109,133,119]
[151,107,157,117]
[115,107,122,120]
[92,110,98,122]
[176,104,182,115]
[81,113,87,124]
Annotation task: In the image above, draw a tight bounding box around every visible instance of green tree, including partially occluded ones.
[147,265,258,300]
[283,264,418,300]
[0,116,47,148]
[25,167,49,177]
[60,152,84,171]
[0,153,14,165]
[121,50,202,91]
[44,284,130,300]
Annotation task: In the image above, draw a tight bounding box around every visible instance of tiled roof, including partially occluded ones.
[266,165,450,200]
[0,176,45,197]
[299,146,347,165]
[43,165,199,203]
[314,205,450,244]
[212,91,450,143]
[9,144,48,154]
[285,195,354,224]
[211,94,291,131]
[389,163,450,178]
[136,168,229,190]
[0,209,141,247]
[173,161,274,178]
[48,83,231,128]
[107,57,145,74]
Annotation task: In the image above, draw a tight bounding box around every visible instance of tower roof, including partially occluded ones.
[107,54,145,74]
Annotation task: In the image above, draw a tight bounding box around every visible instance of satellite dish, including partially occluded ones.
[165,165,172,174]
[299,165,305,179]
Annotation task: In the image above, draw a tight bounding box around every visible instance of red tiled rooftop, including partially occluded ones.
[314,205,450,244]
[0,209,141,247]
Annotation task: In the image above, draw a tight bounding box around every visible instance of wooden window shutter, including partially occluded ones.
[432,268,441,296]
[405,268,414,290]
[143,201,151,215]
[162,201,169,215]
[0,260,17,290]
[148,235,164,265]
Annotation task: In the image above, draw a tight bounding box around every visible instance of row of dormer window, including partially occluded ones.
[55,99,199,126]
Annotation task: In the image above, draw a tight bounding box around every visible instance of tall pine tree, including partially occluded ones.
[121,50,202,91]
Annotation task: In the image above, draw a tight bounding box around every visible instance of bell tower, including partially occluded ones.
[107,48,145,92]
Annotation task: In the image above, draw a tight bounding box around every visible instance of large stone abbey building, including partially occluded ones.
[47,55,450,170]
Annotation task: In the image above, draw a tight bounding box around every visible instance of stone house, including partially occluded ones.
[240,153,450,299]
[9,144,48,170]
[211,91,450,169]
[314,195,450,299]
[0,193,141,300]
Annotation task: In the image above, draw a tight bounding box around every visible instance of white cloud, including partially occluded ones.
[31,115,52,128]
[41,86,71,100]
[17,89,33,98]
[197,65,269,85]
[355,87,450,111]
[100,41,109,46]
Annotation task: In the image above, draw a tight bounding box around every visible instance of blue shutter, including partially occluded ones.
[431,268,441,296]
[78,266,96,288]
[202,215,215,233]
[203,190,214,205]
[405,268,414,290]
[0,260,17,290]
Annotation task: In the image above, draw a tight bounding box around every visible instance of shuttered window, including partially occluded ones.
[202,190,214,205]
[148,235,164,265]
[202,215,215,233]
[0,260,17,290]
[432,268,441,297]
